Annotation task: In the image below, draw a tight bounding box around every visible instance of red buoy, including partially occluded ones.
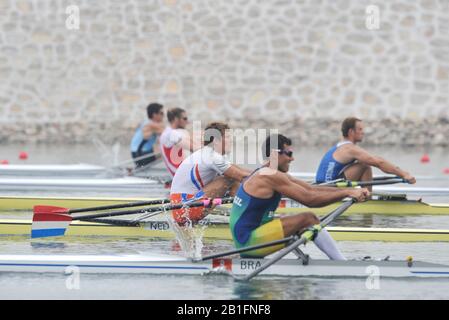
[420,154,430,163]
[443,168,449,175]
[0,160,9,165]
[19,151,28,160]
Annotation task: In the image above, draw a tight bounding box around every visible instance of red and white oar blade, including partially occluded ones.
[32,206,72,238]
[33,205,70,215]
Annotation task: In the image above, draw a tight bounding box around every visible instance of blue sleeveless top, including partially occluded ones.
[130,121,157,154]
[315,142,355,183]
[229,168,282,245]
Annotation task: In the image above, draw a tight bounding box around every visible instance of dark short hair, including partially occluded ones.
[147,103,163,119]
[341,117,362,137]
[262,134,292,159]
[167,108,185,122]
[204,122,230,146]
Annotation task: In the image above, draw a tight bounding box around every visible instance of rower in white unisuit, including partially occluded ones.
[160,126,189,177]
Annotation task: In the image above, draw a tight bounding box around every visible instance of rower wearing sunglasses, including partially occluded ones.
[160,108,195,177]
[229,134,370,259]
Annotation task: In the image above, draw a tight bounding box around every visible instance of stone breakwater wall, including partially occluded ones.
[0,0,448,145]
[1,118,448,146]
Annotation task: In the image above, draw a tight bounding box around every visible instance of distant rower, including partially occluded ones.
[170,122,251,224]
[130,103,165,168]
[315,117,416,190]
[230,134,369,259]
[160,108,193,177]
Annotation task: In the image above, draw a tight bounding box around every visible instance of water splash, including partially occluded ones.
[164,207,208,259]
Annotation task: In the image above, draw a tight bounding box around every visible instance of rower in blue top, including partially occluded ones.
[315,117,416,191]
[130,103,165,168]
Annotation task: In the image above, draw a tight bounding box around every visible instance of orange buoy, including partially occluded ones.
[420,154,430,163]
[19,151,28,160]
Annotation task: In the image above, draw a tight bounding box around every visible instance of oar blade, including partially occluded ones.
[31,207,72,238]
[33,205,70,215]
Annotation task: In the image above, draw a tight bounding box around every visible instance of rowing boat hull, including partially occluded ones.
[0,253,448,277]
[0,164,106,177]
[1,178,448,194]
[1,219,449,242]
[1,195,448,215]
[0,177,161,192]
[3,165,448,181]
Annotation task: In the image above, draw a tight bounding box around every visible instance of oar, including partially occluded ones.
[372,175,398,181]
[320,178,406,187]
[240,198,356,281]
[312,176,399,185]
[311,178,345,185]
[196,236,297,262]
[31,197,234,239]
[34,198,171,217]
[80,218,141,227]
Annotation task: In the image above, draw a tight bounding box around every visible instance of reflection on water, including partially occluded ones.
[2,270,449,300]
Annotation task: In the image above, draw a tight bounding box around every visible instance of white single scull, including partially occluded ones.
[0,253,448,278]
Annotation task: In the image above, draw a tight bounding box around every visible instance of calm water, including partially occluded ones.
[0,143,449,299]
[0,237,449,300]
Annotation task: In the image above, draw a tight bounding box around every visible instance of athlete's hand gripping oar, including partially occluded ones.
[239,198,356,281]
[31,197,234,239]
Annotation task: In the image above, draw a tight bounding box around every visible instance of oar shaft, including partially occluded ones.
[319,199,355,225]
[198,236,296,261]
[76,202,200,221]
[333,178,405,188]
[69,198,170,214]
[74,197,234,221]
[84,218,141,227]
[240,234,308,281]
[316,178,345,186]
[372,175,398,181]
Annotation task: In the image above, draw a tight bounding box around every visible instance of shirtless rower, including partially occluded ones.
[315,117,416,190]
[230,134,369,259]
[170,122,251,225]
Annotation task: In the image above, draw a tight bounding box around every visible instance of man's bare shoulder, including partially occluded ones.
[257,167,289,183]
[349,144,372,157]
[340,143,366,156]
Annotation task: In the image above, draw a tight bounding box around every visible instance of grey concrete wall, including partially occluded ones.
[0,0,448,145]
